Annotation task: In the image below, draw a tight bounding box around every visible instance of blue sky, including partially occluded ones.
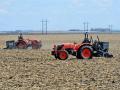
[0,0,119,31]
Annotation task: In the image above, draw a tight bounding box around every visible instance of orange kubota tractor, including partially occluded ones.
[5,33,42,49]
[51,33,113,60]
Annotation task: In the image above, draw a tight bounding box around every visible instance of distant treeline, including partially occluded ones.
[0,31,120,35]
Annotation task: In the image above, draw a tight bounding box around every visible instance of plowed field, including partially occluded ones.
[0,34,120,90]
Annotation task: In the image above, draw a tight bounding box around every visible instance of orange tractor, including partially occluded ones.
[5,33,42,49]
[51,33,113,60]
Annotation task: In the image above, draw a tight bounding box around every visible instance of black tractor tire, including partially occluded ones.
[77,46,93,59]
[16,41,27,49]
[57,50,69,60]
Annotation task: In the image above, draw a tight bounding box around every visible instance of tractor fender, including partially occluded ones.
[16,40,28,49]
[75,43,92,52]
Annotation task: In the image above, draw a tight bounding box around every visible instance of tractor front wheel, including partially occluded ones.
[58,50,68,60]
[77,46,93,59]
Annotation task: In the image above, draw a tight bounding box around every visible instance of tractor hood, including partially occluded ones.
[62,43,77,49]
[61,42,92,51]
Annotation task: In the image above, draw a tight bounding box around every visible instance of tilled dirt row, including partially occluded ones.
[0,49,120,90]
[0,34,120,90]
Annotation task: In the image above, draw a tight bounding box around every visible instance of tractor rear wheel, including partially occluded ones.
[16,41,27,49]
[77,46,93,59]
[58,50,68,60]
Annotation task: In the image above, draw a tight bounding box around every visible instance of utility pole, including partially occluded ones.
[109,25,112,32]
[83,22,86,32]
[86,22,89,32]
[45,20,48,35]
[111,25,113,32]
[83,22,89,33]
[41,20,44,35]
[41,19,48,35]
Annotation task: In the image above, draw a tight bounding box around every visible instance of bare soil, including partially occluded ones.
[0,34,120,90]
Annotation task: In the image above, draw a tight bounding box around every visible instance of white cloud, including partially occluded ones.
[93,0,113,9]
[0,8,8,14]
[71,0,84,7]
[71,0,113,9]
[0,0,15,14]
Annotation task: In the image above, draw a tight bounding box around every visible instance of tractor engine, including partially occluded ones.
[51,43,76,56]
